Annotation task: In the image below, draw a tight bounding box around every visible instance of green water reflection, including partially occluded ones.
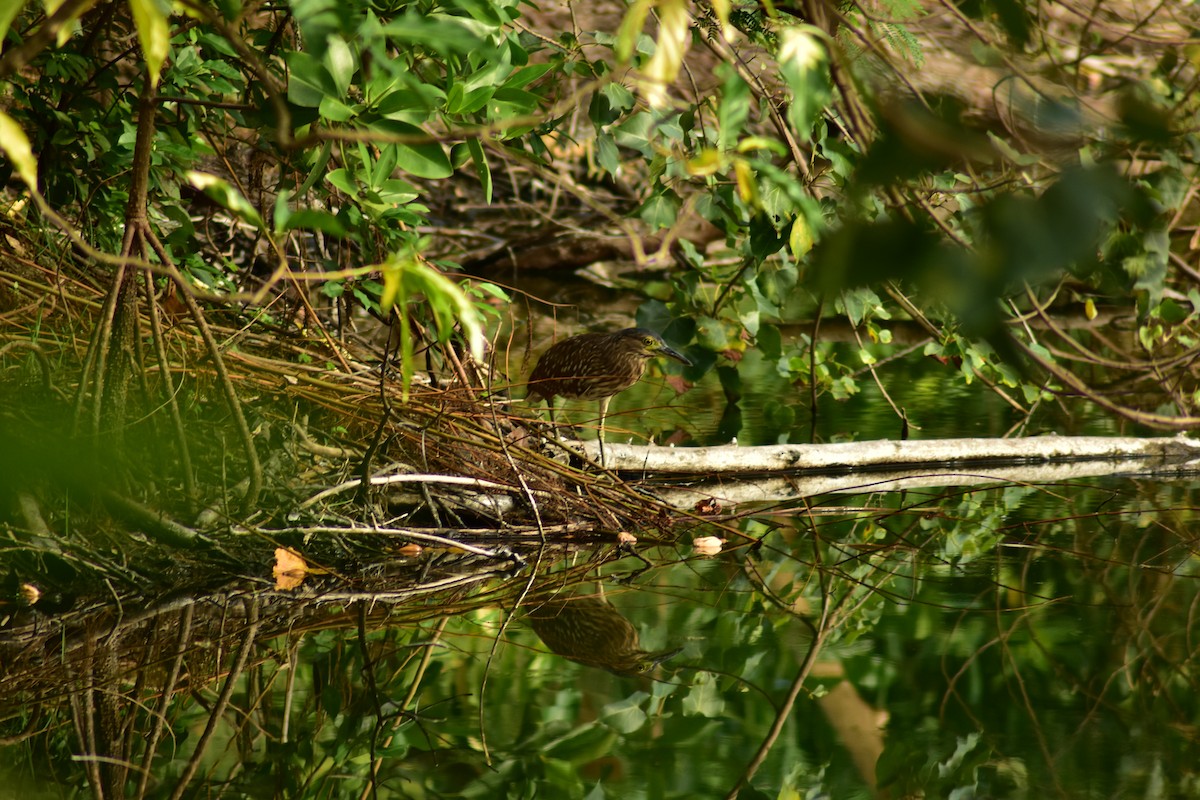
[566,345,1130,451]
[6,475,1197,797]
[452,476,1200,798]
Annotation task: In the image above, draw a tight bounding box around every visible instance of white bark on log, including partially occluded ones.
[650,458,1188,509]
[578,434,1200,474]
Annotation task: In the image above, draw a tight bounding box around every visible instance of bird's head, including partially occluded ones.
[615,328,692,366]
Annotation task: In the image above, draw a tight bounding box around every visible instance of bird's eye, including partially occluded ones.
[644,337,655,346]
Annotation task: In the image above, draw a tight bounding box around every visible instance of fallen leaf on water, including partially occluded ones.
[273,547,309,590]
[692,536,725,556]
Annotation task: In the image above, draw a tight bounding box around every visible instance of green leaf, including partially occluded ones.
[287,51,337,108]
[380,13,484,55]
[375,86,444,117]
[394,141,451,179]
[318,95,358,122]
[695,316,733,351]
[272,189,292,232]
[368,120,452,179]
[372,144,399,188]
[292,0,344,52]
[487,86,542,118]
[326,168,358,196]
[376,178,419,206]
[717,64,749,150]
[445,83,494,115]
[638,186,680,229]
[505,62,554,89]
[451,0,510,25]
[281,209,347,237]
[595,133,620,175]
[1158,298,1189,325]
[466,137,492,204]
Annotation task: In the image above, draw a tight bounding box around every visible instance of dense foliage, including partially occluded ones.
[2,0,1197,430]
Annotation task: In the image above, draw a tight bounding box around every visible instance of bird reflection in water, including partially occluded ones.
[526,594,681,676]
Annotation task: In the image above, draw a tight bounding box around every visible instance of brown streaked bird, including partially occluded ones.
[526,327,691,464]
[527,595,682,676]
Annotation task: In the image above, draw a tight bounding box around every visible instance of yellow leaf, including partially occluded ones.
[733,158,757,204]
[789,214,813,257]
[379,254,405,314]
[709,0,733,41]
[640,0,689,108]
[687,148,723,176]
[19,582,42,605]
[778,25,825,71]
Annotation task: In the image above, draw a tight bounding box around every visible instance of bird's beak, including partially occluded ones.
[659,344,692,367]
[647,645,684,668]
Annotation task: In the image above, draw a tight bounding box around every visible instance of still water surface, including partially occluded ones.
[6,338,1194,798]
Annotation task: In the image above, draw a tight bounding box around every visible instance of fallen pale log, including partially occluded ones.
[651,457,1191,509]
[578,434,1200,474]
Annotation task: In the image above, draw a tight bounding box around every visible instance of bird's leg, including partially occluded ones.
[597,395,610,468]
[542,398,578,453]
[546,397,563,448]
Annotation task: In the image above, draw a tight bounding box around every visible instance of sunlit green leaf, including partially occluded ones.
[0,111,38,189]
[372,246,484,399]
[323,34,357,97]
[0,1,24,51]
[778,25,831,142]
[616,0,651,62]
[186,171,264,227]
[600,694,649,734]
[129,0,170,88]
[681,672,726,717]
